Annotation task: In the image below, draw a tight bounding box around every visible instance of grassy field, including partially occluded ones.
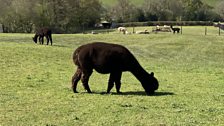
[100,0,144,7]
[0,26,224,125]
[201,0,222,6]
[100,0,221,7]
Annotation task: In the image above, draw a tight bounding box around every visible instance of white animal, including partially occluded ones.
[118,27,126,34]
[136,30,149,34]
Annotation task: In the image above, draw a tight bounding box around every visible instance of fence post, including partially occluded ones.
[181,25,182,34]
[219,26,221,36]
[133,26,135,33]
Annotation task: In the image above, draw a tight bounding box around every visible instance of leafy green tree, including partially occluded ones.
[182,0,213,21]
[216,1,224,21]
[0,0,35,32]
[0,0,102,33]
[142,0,184,21]
[65,0,102,32]
[110,0,137,23]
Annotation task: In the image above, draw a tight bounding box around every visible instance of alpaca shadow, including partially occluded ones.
[52,44,69,48]
[98,91,174,96]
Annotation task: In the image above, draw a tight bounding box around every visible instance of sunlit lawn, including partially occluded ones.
[0,26,224,125]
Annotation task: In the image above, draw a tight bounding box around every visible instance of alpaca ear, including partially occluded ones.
[151,72,154,77]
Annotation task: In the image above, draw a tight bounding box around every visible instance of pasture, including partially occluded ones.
[0,26,224,125]
[100,0,221,7]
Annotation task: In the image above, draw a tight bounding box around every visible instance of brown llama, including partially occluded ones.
[71,42,159,95]
[33,28,53,45]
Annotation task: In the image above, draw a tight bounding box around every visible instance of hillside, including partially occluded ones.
[100,0,221,7]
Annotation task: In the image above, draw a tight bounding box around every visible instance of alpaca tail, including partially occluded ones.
[73,48,80,66]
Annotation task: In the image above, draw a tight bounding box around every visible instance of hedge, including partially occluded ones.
[117,21,213,27]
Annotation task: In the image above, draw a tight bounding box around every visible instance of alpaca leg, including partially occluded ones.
[72,68,82,93]
[39,37,44,44]
[46,36,49,45]
[81,70,92,93]
[39,36,42,44]
[42,37,44,44]
[107,73,115,93]
[115,72,122,93]
[49,35,53,45]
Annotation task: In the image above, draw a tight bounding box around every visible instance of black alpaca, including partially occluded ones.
[72,42,159,95]
[33,28,53,45]
[170,25,180,34]
[218,23,224,30]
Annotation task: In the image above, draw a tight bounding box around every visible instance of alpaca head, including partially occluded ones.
[32,37,37,43]
[142,72,159,95]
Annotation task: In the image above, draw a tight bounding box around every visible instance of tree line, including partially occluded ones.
[0,0,224,33]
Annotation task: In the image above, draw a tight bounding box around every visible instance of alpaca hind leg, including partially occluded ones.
[39,36,42,44]
[72,68,82,93]
[81,70,92,93]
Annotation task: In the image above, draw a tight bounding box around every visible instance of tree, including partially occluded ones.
[65,0,102,33]
[182,0,213,21]
[142,0,184,21]
[0,0,35,32]
[216,1,224,21]
[110,0,137,23]
[0,0,103,33]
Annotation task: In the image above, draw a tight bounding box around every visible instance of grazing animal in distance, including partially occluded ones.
[170,25,180,34]
[136,30,150,34]
[33,28,53,45]
[118,27,127,34]
[71,42,159,95]
[217,23,224,30]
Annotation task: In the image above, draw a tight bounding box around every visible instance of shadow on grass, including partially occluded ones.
[92,91,175,96]
[52,44,69,48]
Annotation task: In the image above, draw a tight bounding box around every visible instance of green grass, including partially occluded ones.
[201,0,222,6]
[100,0,221,7]
[100,0,144,7]
[1,26,224,125]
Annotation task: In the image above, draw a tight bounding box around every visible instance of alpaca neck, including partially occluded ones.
[34,34,38,39]
[130,64,149,83]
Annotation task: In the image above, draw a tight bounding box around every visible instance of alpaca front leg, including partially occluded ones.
[72,68,82,93]
[38,36,42,44]
[42,37,44,44]
[46,36,49,45]
[115,82,121,94]
[49,35,53,45]
[39,37,44,44]
[107,73,116,93]
[107,81,114,93]
[115,72,122,93]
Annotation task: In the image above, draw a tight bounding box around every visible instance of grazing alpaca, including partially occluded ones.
[118,27,126,34]
[136,30,149,34]
[170,25,180,34]
[33,28,53,45]
[218,23,224,30]
[72,42,159,95]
